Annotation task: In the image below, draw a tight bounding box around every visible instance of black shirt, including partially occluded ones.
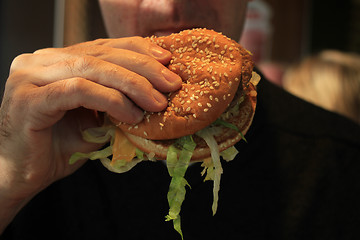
[3,78,360,240]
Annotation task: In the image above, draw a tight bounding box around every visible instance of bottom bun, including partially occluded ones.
[124,83,257,161]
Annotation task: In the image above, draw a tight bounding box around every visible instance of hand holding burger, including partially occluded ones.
[70,28,260,239]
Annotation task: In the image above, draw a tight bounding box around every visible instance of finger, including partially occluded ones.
[29,77,146,127]
[24,57,169,113]
[89,37,173,65]
[33,48,182,93]
[36,37,172,65]
[89,47,182,93]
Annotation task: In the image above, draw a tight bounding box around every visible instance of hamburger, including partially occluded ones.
[70,28,260,239]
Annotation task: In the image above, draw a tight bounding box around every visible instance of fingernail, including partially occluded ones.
[162,68,182,84]
[151,46,169,58]
[152,89,167,105]
[132,108,144,123]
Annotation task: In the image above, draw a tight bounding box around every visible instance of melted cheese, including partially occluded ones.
[111,128,137,165]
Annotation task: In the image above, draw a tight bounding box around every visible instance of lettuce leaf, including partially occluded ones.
[220,146,239,162]
[69,124,144,173]
[196,128,223,215]
[165,135,196,240]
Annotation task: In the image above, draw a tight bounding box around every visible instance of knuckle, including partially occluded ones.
[10,53,33,72]
[63,77,87,95]
[5,68,33,91]
[44,77,87,109]
[105,90,124,108]
[91,38,108,46]
[131,53,154,68]
[128,36,144,44]
[33,47,55,54]
[123,72,149,91]
[126,36,150,50]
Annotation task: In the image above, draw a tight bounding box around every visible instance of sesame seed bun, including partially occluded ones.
[117,28,254,140]
[122,82,257,161]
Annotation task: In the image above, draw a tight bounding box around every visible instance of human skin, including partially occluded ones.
[0,38,181,232]
[99,0,249,41]
[0,0,249,233]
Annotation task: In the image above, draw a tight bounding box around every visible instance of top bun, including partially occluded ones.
[117,28,254,140]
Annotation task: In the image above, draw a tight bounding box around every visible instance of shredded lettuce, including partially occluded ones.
[69,126,115,164]
[69,125,115,165]
[69,118,244,239]
[165,135,196,240]
[135,148,145,161]
[196,128,223,215]
[220,146,239,162]
[100,157,143,173]
[69,125,144,173]
[201,158,215,181]
[81,125,115,143]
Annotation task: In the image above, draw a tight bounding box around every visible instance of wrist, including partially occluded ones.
[0,157,39,234]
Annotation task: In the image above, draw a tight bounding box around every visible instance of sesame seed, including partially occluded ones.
[204,108,209,112]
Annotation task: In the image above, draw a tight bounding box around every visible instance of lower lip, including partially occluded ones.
[153,27,197,37]
[153,31,174,37]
